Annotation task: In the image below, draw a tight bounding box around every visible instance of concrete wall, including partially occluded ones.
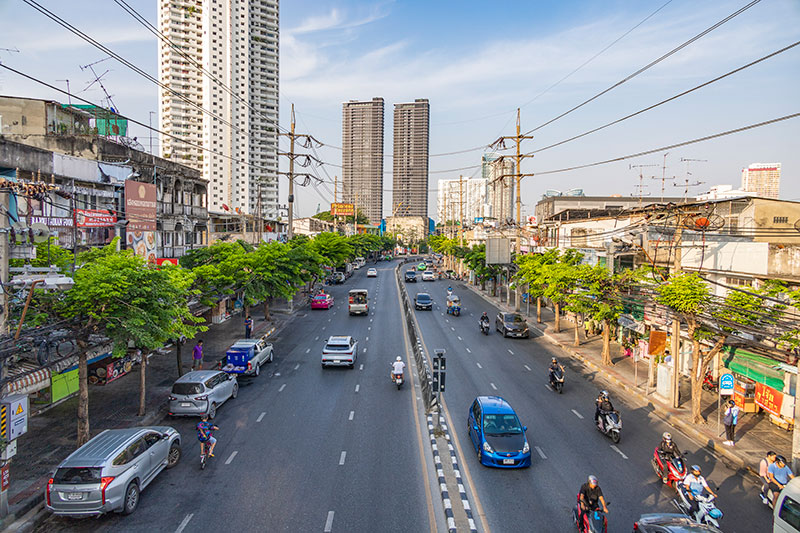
[768,244,800,280]
[0,99,47,135]
[680,240,769,276]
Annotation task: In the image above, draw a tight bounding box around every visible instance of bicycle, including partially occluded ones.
[200,441,211,469]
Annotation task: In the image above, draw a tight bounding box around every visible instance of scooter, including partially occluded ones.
[573,500,608,533]
[652,449,687,489]
[674,485,723,527]
[479,320,490,335]
[391,371,404,390]
[596,410,622,444]
[549,368,565,393]
[702,371,718,392]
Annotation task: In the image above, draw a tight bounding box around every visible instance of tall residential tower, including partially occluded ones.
[392,99,429,218]
[342,98,384,224]
[158,0,280,217]
[741,163,781,199]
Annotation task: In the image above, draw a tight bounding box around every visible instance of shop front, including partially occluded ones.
[720,346,788,425]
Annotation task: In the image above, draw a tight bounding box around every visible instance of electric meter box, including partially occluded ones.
[1,394,29,441]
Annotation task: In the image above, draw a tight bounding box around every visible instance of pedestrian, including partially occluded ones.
[768,455,795,508]
[244,315,253,339]
[723,399,740,446]
[759,451,777,504]
[192,340,204,370]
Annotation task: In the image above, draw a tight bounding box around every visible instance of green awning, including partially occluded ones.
[721,346,784,390]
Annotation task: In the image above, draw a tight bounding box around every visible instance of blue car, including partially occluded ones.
[467,396,531,468]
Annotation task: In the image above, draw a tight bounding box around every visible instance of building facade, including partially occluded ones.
[483,153,514,223]
[158,0,280,217]
[392,99,429,218]
[534,193,685,223]
[436,177,488,225]
[342,98,384,225]
[741,163,781,199]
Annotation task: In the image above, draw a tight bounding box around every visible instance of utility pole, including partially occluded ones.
[286,105,296,239]
[670,223,683,408]
[652,152,675,203]
[458,175,464,247]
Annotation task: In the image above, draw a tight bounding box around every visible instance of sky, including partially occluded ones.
[1,0,799,221]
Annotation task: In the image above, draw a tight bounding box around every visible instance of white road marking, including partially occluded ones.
[175,513,194,533]
[446,319,450,323]
[524,365,532,371]
[476,363,482,369]
[225,451,238,465]
[256,412,266,422]
[279,384,286,392]
[359,364,364,370]
[328,319,331,322]
[457,336,462,341]
[362,348,366,353]
[610,445,628,459]
[349,410,354,421]
[571,409,584,419]
[322,326,326,330]
[368,327,371,331]
[370,318,373,322]
[535,446,547,459]
[366,336,369,341]
[470,313,474,316]
[315,336,319,340]
[294,364,300,370]
[305,348,310,353]
[465,348,471,353]
[339,451,347,465]
[545,384,553,391]
[324,511,335,532]
[490,382,497,390]
[355,384,360,393]
[508,349,514,355]
[450,327,455,331]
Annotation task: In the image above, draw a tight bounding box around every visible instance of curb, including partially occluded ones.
[464,283,760,481]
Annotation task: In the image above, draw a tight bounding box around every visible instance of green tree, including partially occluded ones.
[309,232,353,267]
[515,248,560,323]
[313,209,370,225]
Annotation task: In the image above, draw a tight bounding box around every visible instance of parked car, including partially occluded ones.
[467,396,531,468]
[222,338,273,376]
[405,270,418,282]
[496,312,530,338]
[168,370,237,419]
[633,514,722,532]
[321,336,358,368]
[414,293,433,310]
[366,268,378,277]
[311,293,335,310]
[46,427,182,516]
[331,272,346,284]
[774,477,800,533]
[422,271,435,281]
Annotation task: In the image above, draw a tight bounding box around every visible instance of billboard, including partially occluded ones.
[125,181,157,231]
[486,237,511,264]
[331,203,355,217]
[77,209,117,228]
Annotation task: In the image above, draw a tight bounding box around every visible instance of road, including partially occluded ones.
[408,276,771,533]
[38,261,438,533]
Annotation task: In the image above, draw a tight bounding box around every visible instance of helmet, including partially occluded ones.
[588,475,598,485]
[691,465,701,474]
[600,390,609,398]
[396,356,402,362]
[551,358,557,363]
[662,432,672,441]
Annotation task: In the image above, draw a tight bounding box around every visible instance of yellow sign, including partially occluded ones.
[14,404,23,415]
[331,203,355,217]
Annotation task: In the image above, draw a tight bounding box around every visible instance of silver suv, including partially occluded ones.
[321,336,358,368]
[168,370,238,419]
[46,427,181,516]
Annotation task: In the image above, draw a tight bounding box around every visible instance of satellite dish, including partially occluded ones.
[30,223,51,243]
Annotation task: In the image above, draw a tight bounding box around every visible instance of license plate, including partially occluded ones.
[65,492,83,501]
[503,459,515,465]
[180,402,192,408]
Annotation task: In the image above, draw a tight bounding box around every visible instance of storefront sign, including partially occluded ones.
[77,209,117,227]
[30,216,73,228]
[719,373,735,395]
[331,202,355,217]
[124,181,157,231]
[754,382,784,415]
[648,331,667,356]
[156,258,179,267]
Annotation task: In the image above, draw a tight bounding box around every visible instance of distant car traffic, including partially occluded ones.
[321,336,358,368]
[46,427,182,516]
[311,293,334,309]
[414,293,433,310]
[421,271,435,281]
[330,272,346,284]
[366,268,377,277]
[168,370,237,419]
[468,396,531,468]
[405,270,417,282]
[417,262,427,271]
[496,312,529,338]
[633,514,723,532]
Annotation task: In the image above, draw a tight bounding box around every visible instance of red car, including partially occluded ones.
[311,294,334,310]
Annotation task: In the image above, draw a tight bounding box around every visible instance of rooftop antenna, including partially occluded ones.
[651,152,676,203]
[56,79,71,106]
[80,57,118,112]
[629,163,657,208]
[0,47,20,61]
[678,158,708,202]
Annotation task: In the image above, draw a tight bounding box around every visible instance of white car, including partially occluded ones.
[322,336,358,368]
[422,271,435,281]
[367,268,378,277]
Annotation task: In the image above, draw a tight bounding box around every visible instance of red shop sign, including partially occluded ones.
[754,382,784,416]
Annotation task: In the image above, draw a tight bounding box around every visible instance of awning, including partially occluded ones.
[6,361,51,395]
[721,346,783,390]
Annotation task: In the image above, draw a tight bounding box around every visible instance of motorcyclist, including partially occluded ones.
[447,285,453,295]
[594,391,615,429]
[479,312,490,329]
[577,475,609,529]
[391,356,406,382]
[683,465,717,520]
[656,432,682,482]
[549,357,564,387]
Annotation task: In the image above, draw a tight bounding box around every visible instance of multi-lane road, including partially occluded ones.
[37,259,772,532]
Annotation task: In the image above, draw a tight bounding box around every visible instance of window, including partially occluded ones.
[774,216,789,224]
[726,276,751,287]
[779,496,800,530]
[126,438,147,461]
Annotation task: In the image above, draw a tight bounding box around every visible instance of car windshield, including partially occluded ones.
[505,314,525,324]
[406,271,416,276]
[416,294,431,302]
[313,295,327,301]
[53,467,103,485]
[172,382,203,395]
[483,413,523,435]
[324,343,352,352]
[351,293,367,304]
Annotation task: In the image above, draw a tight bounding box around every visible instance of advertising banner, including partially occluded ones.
[754,382,784,416]
[331,202,355,217]
[156,258,179,267]
[125,181,157,231]
[77,209,117,227]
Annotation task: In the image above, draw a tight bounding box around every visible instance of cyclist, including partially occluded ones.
[197,415,219,459]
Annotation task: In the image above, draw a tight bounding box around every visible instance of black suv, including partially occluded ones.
[405,270,417,282]
[496,312,529,338]
[414,293,433,310]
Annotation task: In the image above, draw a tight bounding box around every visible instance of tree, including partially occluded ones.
[515,249,559,323]
[465,244,500,291]
[564,264,594,347]
[534,250,583,333]
[313,209,370,225]
[309,232,353,267]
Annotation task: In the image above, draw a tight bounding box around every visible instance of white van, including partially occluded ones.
[774,477,800,532]
[348,289,368,315]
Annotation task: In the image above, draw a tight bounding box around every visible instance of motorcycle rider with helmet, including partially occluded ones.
[391,356,406,383]
[595,391,615,430]
[577,475,609,530]
[479,312,490,331]
[656,432,682,483]
[549,358,565,388]
[683,464,717,520]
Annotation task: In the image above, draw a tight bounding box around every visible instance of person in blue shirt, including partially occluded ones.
[768,455,795,507]
[197,415,219,459]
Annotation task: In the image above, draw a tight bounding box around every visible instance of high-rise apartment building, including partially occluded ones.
[392,99,430,218]
[342,98,384,224]
[437,177,488,225]
[483,153,514,223]
[741,163,781,199]
[158,0,280,218]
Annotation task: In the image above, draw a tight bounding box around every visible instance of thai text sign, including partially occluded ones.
[754,382,784,416]
[77,209,117,227]
[331,203,354,217]
[124,181,157,231]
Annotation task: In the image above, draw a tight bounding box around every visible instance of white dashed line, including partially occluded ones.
[359,364,364,370]
[370,318,373,322]
[524,365,532,371]
[362,348,366,353]
[457,336,462,341]
[294,364,300,370]
[279,384,286,392]
[225,451,238,465]
[545,384,553,391]
[476,363,482,369]
[368,327,371,331]
[315,336,319,341]
[366,336,369,341]
[535,446,547,459]
[490,382,497,390]
[355,384,360,393]
[446,319,450,323]
[324,511,335,532]
[571,409,584,419]
[339,451,347,465]
[322,326,326,330]
[256,412,266,422]
[349,410,354,421]
[465,348,471,353]
[305,348,311,354]
[175,513,194,533]
[450,327,455,331]
[610,445,628,459]
[508,349,514,355]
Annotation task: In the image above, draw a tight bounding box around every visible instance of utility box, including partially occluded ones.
[1,394,29,441]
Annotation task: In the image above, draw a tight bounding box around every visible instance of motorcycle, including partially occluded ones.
[702,371,718,392]
[674,485,723,527]
[596,410,622,444]
[549,367,565,394]
[573,500,608,533]
[651,449,687,489]
[479,320,490,335]
[391,371,404,390]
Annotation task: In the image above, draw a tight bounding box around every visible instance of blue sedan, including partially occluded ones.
[467,396,531,468]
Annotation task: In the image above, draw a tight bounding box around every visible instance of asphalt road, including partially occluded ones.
[38,260,437,533]
[408,278,771,533]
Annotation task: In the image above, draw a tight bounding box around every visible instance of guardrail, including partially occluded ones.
[396,258,436,411]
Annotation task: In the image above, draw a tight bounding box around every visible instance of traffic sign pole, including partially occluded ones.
[717,373,735,438]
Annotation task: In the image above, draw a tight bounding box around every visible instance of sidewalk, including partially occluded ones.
[2,293,304,530]
[464,281,791,480]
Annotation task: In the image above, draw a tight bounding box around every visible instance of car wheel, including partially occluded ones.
[166,443,181,469]
[503,327,508,337]
[268,350,273,363]
[122,482,139,515]
[254,364,260,377]
[231,383,239,399]
[208,403,217,419]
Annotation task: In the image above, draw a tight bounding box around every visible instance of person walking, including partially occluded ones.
[244,315,253,339]
[760,451,777,504]
[723,399,740,446]
[192,340,204,370]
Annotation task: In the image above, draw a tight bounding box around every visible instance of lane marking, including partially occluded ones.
[256,412,266,422]
[348,410,354,421]
[315,336,319,341]
[175,513,194,533]
[450,327,455,331]
[476,362,482,369]
[368,326,371,331]
[362,348,367,353]
[610,445,628,459]
[508,349,514,355]
[339,451,347,465]
[446,319,450,323]
[457,336,462,341]
[465,348,472,353]
[359,364,364,370]
[294,364,300,371]
[366,336,369,341]
[490,382,497,390]
[370,318,373,322]
[571,409,584,419]
[545,384,553,391]
[535,446,547,459]
[322,326,326,330]
[225,451,238,465]
[355,384,360,393]
[524,365,532,371]
[305,348,310,354]
[279,384,286,392]
[324,511,335,532]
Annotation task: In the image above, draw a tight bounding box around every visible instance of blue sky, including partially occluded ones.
[2,0,799,219]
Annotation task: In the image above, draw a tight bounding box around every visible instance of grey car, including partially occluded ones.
[167,370,238,419]
[46,426,181,517]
